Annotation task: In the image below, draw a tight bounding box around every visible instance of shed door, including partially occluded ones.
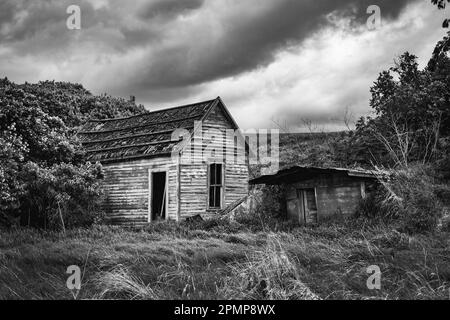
[301,188,318,224]
[286,188,318,225]
[286,189,305,225]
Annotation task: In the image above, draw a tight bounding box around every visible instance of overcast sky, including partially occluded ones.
[0,0,448,130]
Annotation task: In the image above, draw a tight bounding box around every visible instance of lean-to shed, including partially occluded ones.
[250,166,379,225]
[78,97,249,226]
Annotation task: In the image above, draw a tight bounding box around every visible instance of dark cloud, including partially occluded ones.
[124,0,416,91]
[0,1,16,27]
[0,1,63,42]
[1,0,416,80]
[139,0,204,19]
[1,0,430,126]
[0,0,107,55]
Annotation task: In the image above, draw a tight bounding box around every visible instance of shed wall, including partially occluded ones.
[286,173,366,223]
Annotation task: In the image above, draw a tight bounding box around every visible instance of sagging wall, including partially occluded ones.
[102,157,178,226]
[178,102,249,218]
[286,173,366,222]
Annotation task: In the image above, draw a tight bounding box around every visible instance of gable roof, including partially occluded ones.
[250,165,381,185]
[78,97,235,163]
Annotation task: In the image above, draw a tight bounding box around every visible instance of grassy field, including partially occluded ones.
[0,219,449,300]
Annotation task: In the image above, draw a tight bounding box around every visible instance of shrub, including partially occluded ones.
[357,166,445,233]
[240,185,287,230]
[19,162,105,229]
[0,78,145,229]
[0,129,27,213]
[355,187,400,222]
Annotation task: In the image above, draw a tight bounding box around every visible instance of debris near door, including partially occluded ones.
[185,214,204,223]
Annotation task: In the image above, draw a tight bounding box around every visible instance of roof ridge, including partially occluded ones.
[88,97,219,123]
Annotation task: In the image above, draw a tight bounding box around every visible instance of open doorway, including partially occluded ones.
[151,171,167,221]
[286,188,318,225]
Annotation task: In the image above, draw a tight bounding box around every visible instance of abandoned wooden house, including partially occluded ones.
[78,97,249,226]
[250,166,378,225]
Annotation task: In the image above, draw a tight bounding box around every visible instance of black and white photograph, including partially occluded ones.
[0,0,450,310]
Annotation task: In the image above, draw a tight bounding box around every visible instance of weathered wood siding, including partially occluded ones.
[102,157,178,226]
[286,173,366,223]
[224,163,249,206]
[179,103,249,218]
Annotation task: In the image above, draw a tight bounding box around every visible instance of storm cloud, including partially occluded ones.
[0,0,447,129]
[129,0,414,88]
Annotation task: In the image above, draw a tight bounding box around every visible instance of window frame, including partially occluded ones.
[207,162,224,209]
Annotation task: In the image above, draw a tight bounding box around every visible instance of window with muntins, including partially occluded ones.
[209,163,223,208]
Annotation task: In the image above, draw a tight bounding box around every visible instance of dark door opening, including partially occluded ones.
[301,188,318,224]
[151,172,167,221]
[286,188,318,225]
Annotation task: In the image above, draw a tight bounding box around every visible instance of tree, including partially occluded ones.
[0,78,146,228]
[344,50,449,168]
[19,162,104,229]
[431,0,450,27]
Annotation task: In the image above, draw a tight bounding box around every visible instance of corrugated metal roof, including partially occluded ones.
[78,98,220,162]
[250,165,382,185]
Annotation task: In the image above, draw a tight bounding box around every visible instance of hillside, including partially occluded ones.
[279,132,348,169]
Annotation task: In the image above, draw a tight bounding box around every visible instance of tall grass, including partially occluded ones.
[94,265,158,299]
[0,220,449,300]
[357,165,448,233]
[220,234,319,300]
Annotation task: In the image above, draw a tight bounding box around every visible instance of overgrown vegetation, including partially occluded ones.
[0,220,449,300]
[0,79,146,229]
[265,31,450,233]
[356,166,450,233]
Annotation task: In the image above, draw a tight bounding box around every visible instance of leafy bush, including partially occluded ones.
[356,188,399,221]
[19,162,105,229]
[0,78,146,229]
[253,185,286,218]
[0,129,27,213]
[357,166,445,233]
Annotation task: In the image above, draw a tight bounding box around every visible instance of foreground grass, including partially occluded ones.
[0,220,449,300]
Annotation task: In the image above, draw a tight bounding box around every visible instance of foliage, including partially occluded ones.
[356,166,445,233]
[0,78,146,229]
[19,162,105,230]
[343,51,450,168]
[0,129,27,212]
[11,80,146,127]
[431,0,450,27]
[240,185,287,231]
